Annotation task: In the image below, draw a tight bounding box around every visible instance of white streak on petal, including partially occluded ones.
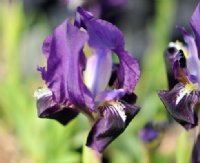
[34,88,52,100]
[175,87,191,105]
[169,42,181,50]
[112,102,127,122]
[84,49,112,96]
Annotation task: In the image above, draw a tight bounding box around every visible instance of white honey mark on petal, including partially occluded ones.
[112,102,127,122]
[34,88,52,100]
[175,88,191,105]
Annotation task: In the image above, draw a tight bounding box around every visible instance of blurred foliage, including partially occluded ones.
[0,0,196,163]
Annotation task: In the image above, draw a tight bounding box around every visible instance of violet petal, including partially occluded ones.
[139,122,158,143]
[76,7,125,50]
[36,89,79,125]
[86,101,140,152]
[38,20,95,110]
[190,2,200,59]
[164,46,179,89]
[116,50,140,93]
[84,48,112,96]
[179,27,200,83]
[95,89,125,102]
[76,7,140,93]
[158,83,198,130]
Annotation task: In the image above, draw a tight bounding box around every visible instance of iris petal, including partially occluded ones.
[139,122,158,143]
[95,89,125,102]
[84,48,112,96]
[179,27,200,83]
[38,20,95,110]
[116,50,140,92]
[190,2,200,59]
[164,45,179,89]
[86,101,140,153]
[76,7,140,93]
[158,83,198,130]
[35,88,79,125]
[76,7,124,50]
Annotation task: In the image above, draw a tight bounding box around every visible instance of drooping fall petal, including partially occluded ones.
[86,101,140,152]
[158,83,198,130]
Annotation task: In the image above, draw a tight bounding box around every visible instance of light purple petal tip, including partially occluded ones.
[190,2,200,59]
[95,89,125,102]
[84,49,112,96]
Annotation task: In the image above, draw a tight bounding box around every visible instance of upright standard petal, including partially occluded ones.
[164,45,179,89]
[34,88,79,125]
[116,50,140,92]
[84,48,112,96]
[158,83,198,130]
[38,20,95,110]
[76,7,125,50]
[179,27,200,83]
[190,2,200,59]
[86,101,140,153]
[76,8,140,92]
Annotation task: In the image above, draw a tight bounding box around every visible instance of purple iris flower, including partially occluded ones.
[139,121,167,143]
[139,122,159,143]
[158,3,200,130]
[34,7,140,153]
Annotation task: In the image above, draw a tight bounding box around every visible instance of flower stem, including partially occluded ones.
[82,145,102,163]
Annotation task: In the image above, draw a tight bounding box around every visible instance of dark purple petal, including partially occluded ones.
[38,20,95,110]
[139,122,158,142]
[172,50,190,84]
[86,101,140,152]
[121,92,137,105]
[158,83,198,130]
[116,50,140,93]
[76,7,125,50]
[109,64,119,86]
[191,134,200,163]
[190,2,200,59]
[164,46,179,89]
[36,89,79,125]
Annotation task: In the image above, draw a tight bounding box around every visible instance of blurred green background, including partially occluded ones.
[0,0,199,162]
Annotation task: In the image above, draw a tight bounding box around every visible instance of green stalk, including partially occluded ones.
[82,117,102,163]
[82,144,102,163]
